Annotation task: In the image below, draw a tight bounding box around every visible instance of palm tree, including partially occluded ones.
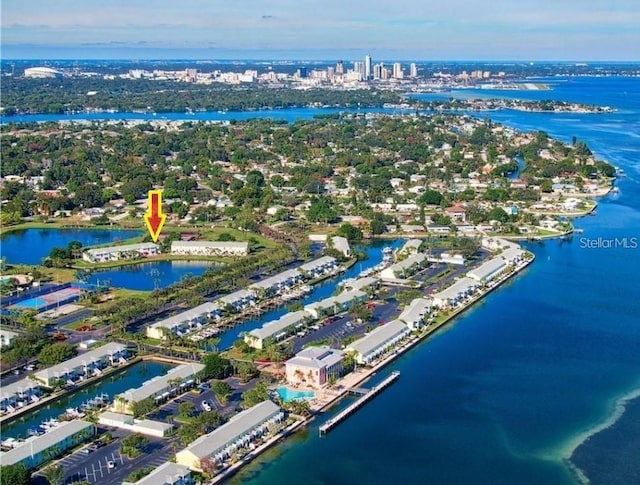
[41,464,64,485]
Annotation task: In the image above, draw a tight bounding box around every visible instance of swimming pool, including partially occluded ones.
[276,387,315,402]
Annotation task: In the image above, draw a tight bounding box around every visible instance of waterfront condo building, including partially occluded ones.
[123,462,194,485]
[176,400,284,472]
[245,311,310,350]
[32,342,128,387]
[82,242,159,263]
[346,320,411,365]
[285,346,344,388]
[170,240,249,257]
[0,420,95,470]
[114,363,204,414]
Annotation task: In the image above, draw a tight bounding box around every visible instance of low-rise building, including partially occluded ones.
[342,277,379,293]
[333,290,368,313]
[248,269,303,298]
[398,298,433,330]
[380,253,427,280]
[399,239,423,255]
[304,297,337,320]
[114,363,204,414]
[123,462,194,485]
[500,247,525,265]
[0,420,95,470]
[33,342,128,387]
[147,302,221,340]
[467,257,507,284]
[216,289,256,312]
[285,346,344,388]
[170,241,249,257]
[0,329,18,347]
[346,320,411,365]
[432,277,479,308]
[245,311,310,350]
[330,236,352,257]
[427,252,466,265]
[176,400,284,472]
[82,243,159,263]
[298,256,338,279]
[98,411,173,438]
[0,378,42,413]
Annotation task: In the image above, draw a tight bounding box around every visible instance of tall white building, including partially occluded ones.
[365,55,372,79]
[393,62,404,79]
[410,63,418,78]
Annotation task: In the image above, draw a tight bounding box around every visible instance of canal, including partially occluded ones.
[216,239,404,349]
[1,360,174,440]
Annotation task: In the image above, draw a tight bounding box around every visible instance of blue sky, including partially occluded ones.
[2,0,639,60]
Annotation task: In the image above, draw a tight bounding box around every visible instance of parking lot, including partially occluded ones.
[47,430,176,485]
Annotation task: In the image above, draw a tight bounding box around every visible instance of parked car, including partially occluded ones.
[201,400,212,412]
[107,461,116,469]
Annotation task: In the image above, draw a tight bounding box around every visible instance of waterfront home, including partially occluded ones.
[426,225,451,235]
[346,320,411,365]
[146,302,221,340]
[114,363,204,415]
[298,256,338,279]
[0,329,18,347]
[400,224,425,233]
[285,346,344,388]
[342,277,379,293]
[0,378,42,413]
[216,289,256,312]
[33,342,128,387]
[170,240,249,257]
[176,400,284,472]
[432,277,479,308]
[330,236,352,257]
[380,253,427,280]
[0,420,95,470]
[82,242,159,263]
[245,311,311,350]
[248,269,304,298]
[444,204,467,222]
[98,411,173,438]
[398,298,433,330]
[467,257,507,284]
[123,462,195,485]
[399,239,423,255]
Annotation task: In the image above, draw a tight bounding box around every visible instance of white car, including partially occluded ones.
[107,461,116,469]
[201,400,212,412]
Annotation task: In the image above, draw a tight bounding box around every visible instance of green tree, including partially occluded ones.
[200,353,233,380]
[41,464,65,485]
[125,467,154,483]
[178,401,195,418]
[212,381,232,404]
[307,196,338,223]
[241,381,269,408]
[38,342,77,366]
[236,361,259,382]
[120,433,149,458]
[335,223,363,242]
[0,464,30,485]
[131,397,156,418]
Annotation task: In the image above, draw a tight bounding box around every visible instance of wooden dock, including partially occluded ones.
[319,371,400,436]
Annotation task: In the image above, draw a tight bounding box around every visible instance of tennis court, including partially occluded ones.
[10,286,84,312]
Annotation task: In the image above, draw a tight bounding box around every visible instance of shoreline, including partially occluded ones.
[216,253,535,482]
[560,385,640,484]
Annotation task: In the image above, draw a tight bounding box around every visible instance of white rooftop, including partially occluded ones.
[249,311,310,340]
[347,320,409,357]
[117,363,204,403]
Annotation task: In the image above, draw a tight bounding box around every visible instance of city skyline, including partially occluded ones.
[2,0,639,60]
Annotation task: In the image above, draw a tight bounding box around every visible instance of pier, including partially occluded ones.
[319,371,400,436]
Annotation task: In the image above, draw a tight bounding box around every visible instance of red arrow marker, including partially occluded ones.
[144,190,166,242]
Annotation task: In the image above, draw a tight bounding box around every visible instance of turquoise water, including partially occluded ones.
[85,260,215,291]
[0,228,140,265]
[1,360,174,440]
[227,77,640,484]
[276,387,315,402]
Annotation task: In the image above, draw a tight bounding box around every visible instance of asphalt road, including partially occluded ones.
[46,429,176,485]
